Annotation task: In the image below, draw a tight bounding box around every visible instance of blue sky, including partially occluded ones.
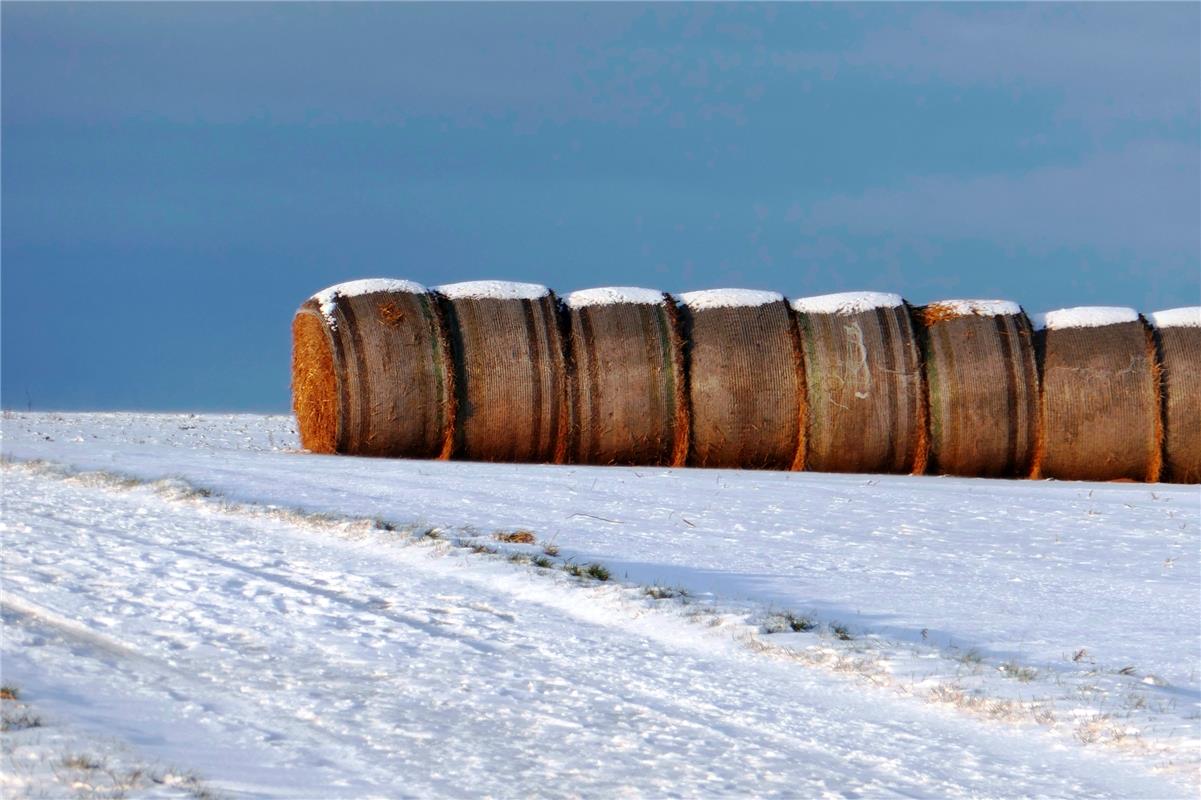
[3,3,1198,411]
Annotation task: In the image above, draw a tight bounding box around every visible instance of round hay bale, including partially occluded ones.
[792,292,926,475]
[1149,307,1201,483]
[291,279,455,458]
[677,289,804,470]
[564,287,688,466]
[917,300,1039,477]
[435,280,569,463]
[1031,307,1161,482]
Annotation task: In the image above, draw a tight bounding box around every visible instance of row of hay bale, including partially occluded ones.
[292,279,1199,483]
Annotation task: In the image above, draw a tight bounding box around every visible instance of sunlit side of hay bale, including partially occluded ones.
[917,300,1039,477]
[1032,307,1161,482]
[678,289,805,470]
[1150,307,1201,483]
[435,281,569,463]
[564,287,688,466]
[793,292,926,475]
[291,279,455,458]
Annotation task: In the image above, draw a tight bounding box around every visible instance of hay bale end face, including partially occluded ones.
[436,280,569,464]
[291,279,455,458]
[1150,307,1201,483]
[918,300,1039,477]
[564,287,688,466]
[679,289,805,470]
[1032,307,1161,482]
[793,292,926,475]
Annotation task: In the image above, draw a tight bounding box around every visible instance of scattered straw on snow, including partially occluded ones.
[565,287,665,308]
[792,291,904,315]
[1031,307,1139,331]
[926,299,1023,317]
[1148,307,1201,329]
[312,279,427,325]
[677,288,784,310]
[435,280,550,301]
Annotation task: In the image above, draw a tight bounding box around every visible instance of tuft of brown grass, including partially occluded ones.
[494,530,536,544]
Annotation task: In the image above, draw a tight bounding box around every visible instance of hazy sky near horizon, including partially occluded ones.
[3,3,1199,411]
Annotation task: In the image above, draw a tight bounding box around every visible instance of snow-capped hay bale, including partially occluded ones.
[917,300,1039,477]
[793,292,926,475]
[1032,307,1161,482]
[1149,307,1201,483]
[678,289,804,470]
[435,281,569,463]
[564,287,688,466]
[291,279,455,458]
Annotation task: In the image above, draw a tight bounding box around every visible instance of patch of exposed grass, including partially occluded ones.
[644,585,687,601]
[0,685,19,701]
[830,623,853,641]
[1,707,42,731]
[1000,661,1037,682]
[530,555,554,569]
[959,648,983,665]
[763,611,816,634]
[495,530,536,544]
[541,542,560,557]
[584,563,611,581]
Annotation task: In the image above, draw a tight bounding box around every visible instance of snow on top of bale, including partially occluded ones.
[1148,307,1201,329]
[925,299,1023,318]
[435,280,550,301]
[1031,306,1139,331]
[565,286,665,309]
[792,291,904,315]
[312,278,427,325]
[677,288,784,310]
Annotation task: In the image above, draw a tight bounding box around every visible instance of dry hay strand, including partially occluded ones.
[438,290,569,463]
[565,292,688,466]
[1154,324,1200,483]
[917,302,1039,477]
[292,310,340,454]
[291,286,455,459]
[1033,319,1162,482]
[796,303,925,474]
[681,298,805,470]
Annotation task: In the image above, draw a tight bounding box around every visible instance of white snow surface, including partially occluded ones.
[926,299,1023,317]
[2,413,1199,798]
[311,278,426,325]
[564,286,665,308]
[1149,307,1201,329]
[434,280,550,301]
[792,291,905,315]
[1032,306,1140,331]
[677,288,783,310]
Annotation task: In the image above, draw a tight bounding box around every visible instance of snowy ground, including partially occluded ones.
[1,412,1198,798]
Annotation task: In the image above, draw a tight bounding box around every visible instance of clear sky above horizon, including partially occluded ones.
[3,3,1199,412]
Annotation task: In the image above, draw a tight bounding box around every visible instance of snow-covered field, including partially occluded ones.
[2,412,1198,798]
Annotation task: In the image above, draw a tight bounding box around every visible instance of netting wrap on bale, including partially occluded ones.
[793,292,926,475]
[435,280,569,463]
[678,289,804,470]
[1149,307,1201,483]
[291,279,455,458]
[918,300,1039,477]
[1032,307,1161,482]
[564,287,688,466]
